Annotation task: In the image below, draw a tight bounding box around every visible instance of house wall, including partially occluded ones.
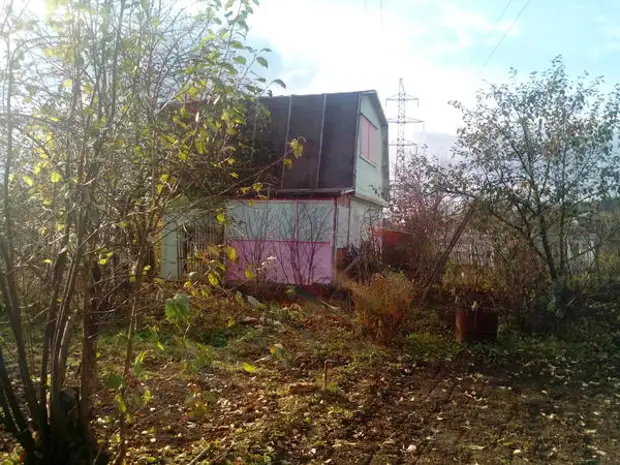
[349,197,383,247]
[281,95,324,189]
[227,198,336,284]
[160,216,180,279]
[159,212,226,280]
[337,203,350,248]
[259,93,359,191]
[318,93,359,189]
[355,94,388,203]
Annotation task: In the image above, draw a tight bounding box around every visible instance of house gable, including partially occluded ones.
[355,93,389,203]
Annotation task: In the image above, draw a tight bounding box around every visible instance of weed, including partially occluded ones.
[345,272,416,345]
[406,332,463,362]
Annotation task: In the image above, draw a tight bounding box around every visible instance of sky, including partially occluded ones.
[247,0,620,160]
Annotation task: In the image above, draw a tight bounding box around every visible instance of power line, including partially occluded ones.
[465,0,514,76]
[480,0,515,48]
[477,0,534,78]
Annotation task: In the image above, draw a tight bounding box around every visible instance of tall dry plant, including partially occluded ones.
[345,272,416,345]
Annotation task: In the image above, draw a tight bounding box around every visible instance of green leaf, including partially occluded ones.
[115,394,127,413]
[103,374,123,390]
[233,55,247,65]
[216,213,226,223]
[272,79,286,89]
[160,173,169,183]
[143,388,152,405]
[235,291,245,306]
[165,294,190,330]
[134,350,148,373]
[256,56,268,68]
[242,362,257,373]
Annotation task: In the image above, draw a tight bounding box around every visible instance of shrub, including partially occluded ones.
[347,272,416,345]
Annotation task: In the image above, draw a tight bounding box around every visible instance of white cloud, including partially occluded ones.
[249,0,515,138]
[592,15,620,58]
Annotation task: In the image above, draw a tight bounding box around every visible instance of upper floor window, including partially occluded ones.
[360,115,378,164]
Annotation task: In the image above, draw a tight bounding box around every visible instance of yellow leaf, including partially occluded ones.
[226,246,237,262]
[207,272,220,287]
[50,171,62,183]
[230,172,239,179]
[23,175,34,187]
[244,268,256,280]
[242,362,257,373]
[283,158,292,169]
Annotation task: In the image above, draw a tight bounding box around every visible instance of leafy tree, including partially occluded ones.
[441,57,620,312]
[0,0,285,463]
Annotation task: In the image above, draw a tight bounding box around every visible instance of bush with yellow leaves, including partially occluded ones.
[346,272,416,345]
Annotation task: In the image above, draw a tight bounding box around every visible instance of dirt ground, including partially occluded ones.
[95,300,620,465]
[2,300,619,465]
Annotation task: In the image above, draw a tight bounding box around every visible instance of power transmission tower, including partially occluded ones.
[386,78,423,176]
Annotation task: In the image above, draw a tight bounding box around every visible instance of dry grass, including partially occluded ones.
[344,272,416,345]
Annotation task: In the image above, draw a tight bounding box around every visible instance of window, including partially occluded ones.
[360,115,378,163]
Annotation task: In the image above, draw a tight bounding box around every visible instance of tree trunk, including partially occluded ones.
[418,204,476,306]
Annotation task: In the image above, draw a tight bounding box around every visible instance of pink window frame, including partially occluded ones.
[360,115,378,163]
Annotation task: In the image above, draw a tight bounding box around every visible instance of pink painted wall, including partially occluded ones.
[227,239,333,285]
[226,198,337,285]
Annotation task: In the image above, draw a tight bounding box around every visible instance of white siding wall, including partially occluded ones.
[160,215,180,279]
[337,205,350,248]
[349,197,383,247]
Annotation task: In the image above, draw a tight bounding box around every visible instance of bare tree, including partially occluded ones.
[287,201,333,286]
